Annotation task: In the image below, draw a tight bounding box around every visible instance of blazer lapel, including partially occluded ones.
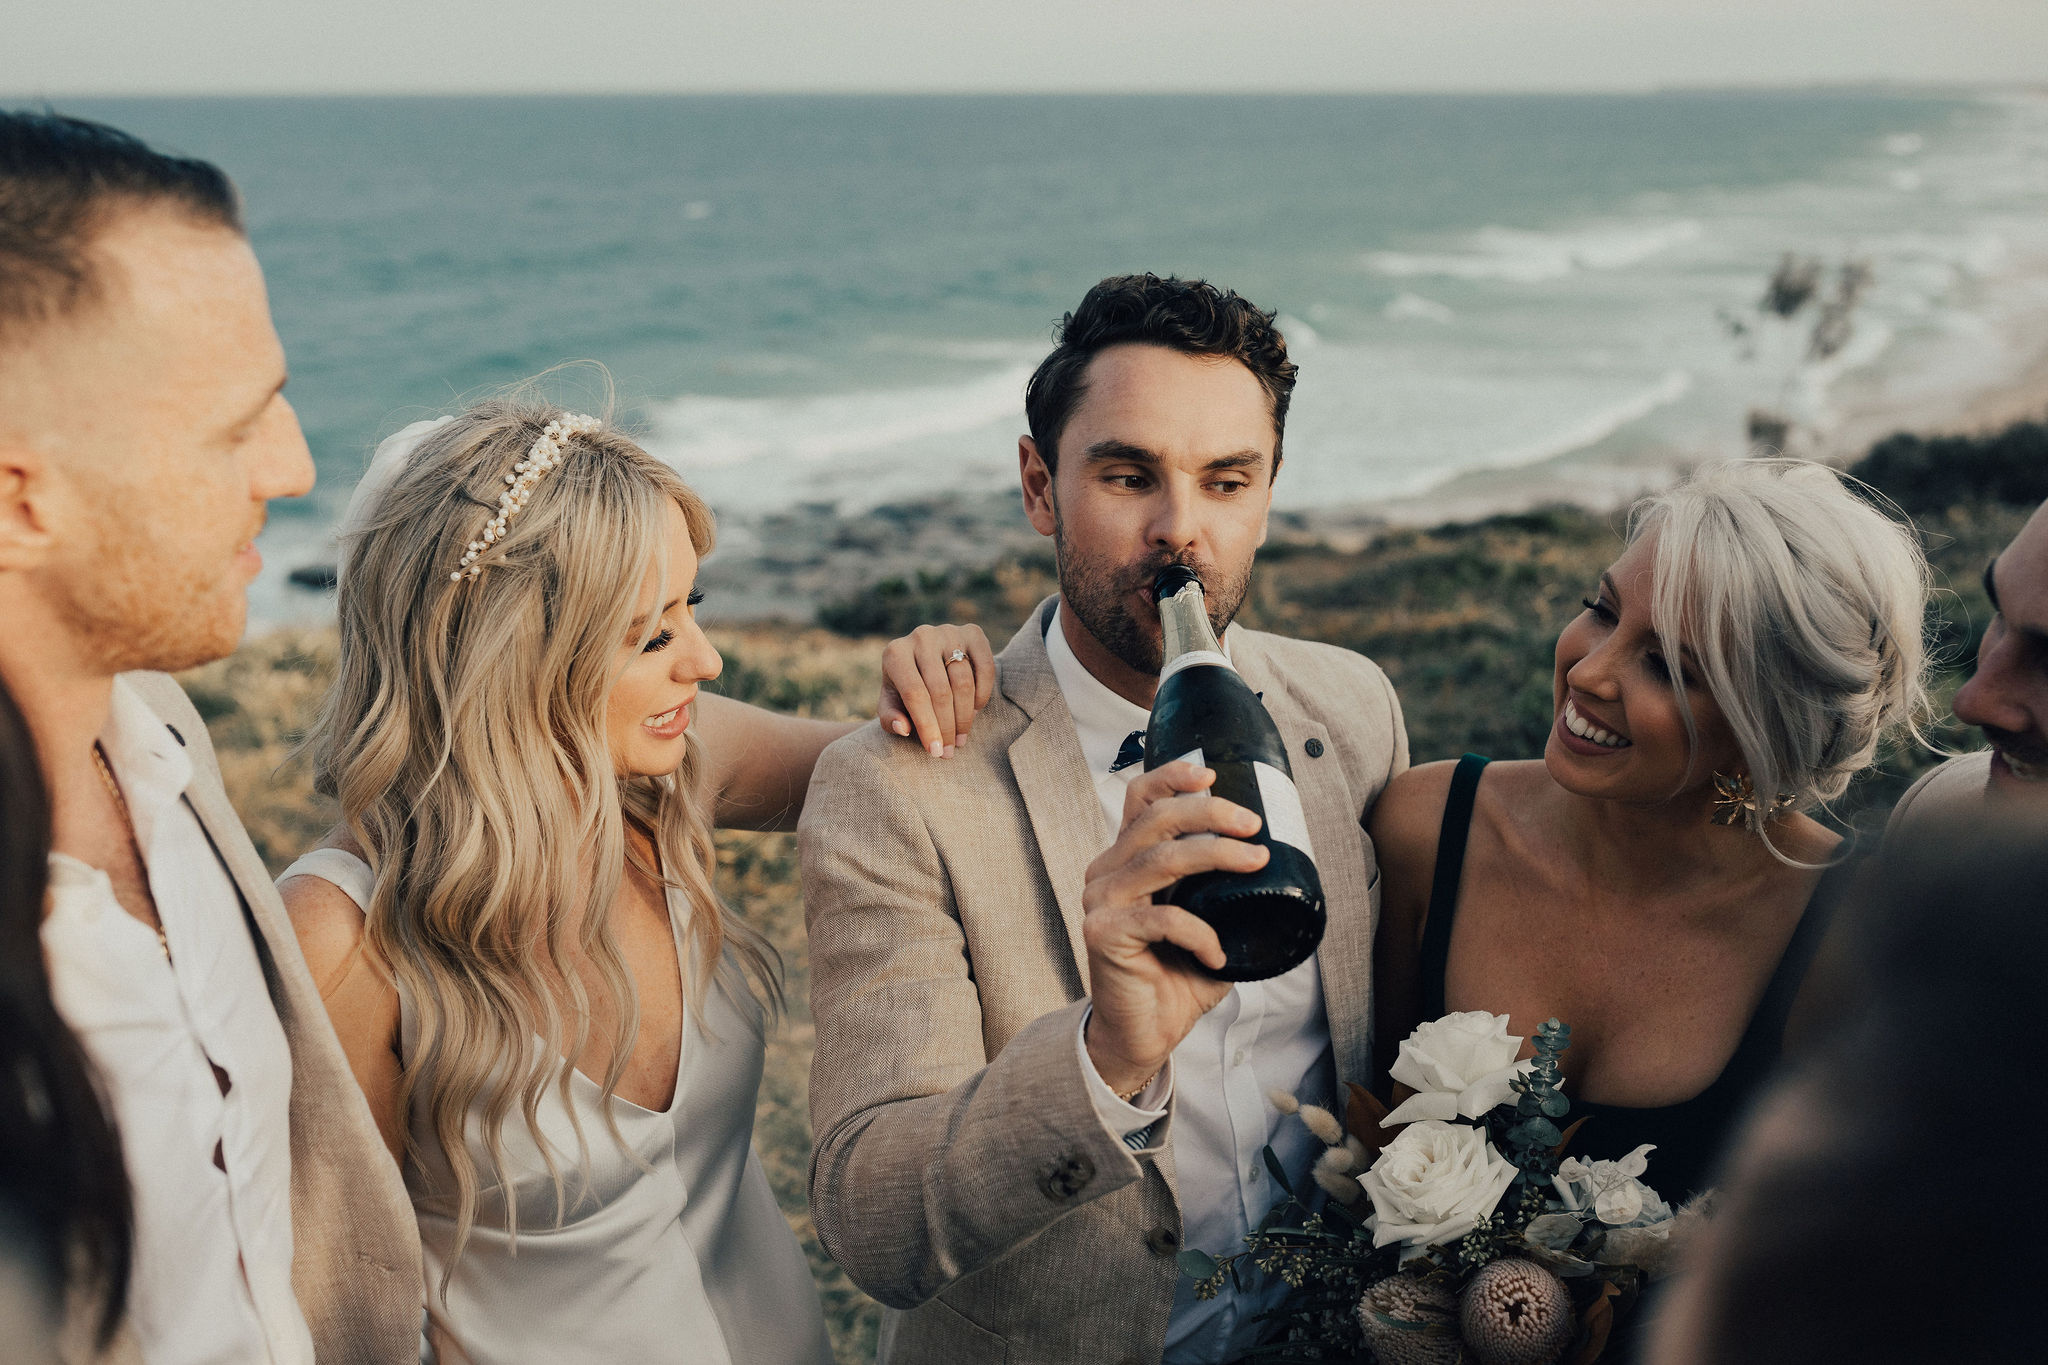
[1000,600,1103,995]
[121,670,424,1360]
[1231,645,1374,1087]
[179,777,296,981]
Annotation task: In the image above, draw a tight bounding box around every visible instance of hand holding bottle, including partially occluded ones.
[1079,761,1267,1096]
[1145,565,1326,980]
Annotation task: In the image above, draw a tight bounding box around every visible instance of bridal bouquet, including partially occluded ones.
[1179,1013,1706,1365]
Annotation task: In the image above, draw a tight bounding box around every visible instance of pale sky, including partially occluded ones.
[5,0,2045,97]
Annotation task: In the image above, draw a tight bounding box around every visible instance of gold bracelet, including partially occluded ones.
[1115,1069,1162,1103]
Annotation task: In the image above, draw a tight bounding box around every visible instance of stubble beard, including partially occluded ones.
[62,508,248,676]
[1051,505,1251,676]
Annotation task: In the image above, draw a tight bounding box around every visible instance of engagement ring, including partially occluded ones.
[946,649,967,664]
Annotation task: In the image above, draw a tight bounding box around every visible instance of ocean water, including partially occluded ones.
[62,92,2048,625]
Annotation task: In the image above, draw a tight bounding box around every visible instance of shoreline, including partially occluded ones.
[1823,248,2048,459]
[697,331,2048,625]
[252,325,2048,634]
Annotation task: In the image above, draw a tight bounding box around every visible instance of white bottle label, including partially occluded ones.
[1255,762,1315,859]
[1165,749,1315,859]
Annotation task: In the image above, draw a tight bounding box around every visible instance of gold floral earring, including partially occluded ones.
[1710,771,1796,827]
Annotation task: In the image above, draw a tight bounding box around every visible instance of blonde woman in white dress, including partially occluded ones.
[277,400,990,1364]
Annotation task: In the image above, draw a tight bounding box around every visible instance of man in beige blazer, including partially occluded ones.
[802,276,1407,1365]
[0,111,418,1362]
[1890,496,2048,836]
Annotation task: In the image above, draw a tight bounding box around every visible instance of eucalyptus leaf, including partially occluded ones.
[1176,1248,1220,1279]
[1262,1145,1295,1197]
[1540,1090,1571,1118]
[1522,1212,1585,1250]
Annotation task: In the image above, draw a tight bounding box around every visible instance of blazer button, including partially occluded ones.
[1037,1152,1096,1202]
[1304,737,1325,758]
[1145,1226,1180,1256]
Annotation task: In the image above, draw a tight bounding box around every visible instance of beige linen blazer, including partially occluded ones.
[801,600,1407,1365]
[96,673,424,1364]
[1885,751,1994,840]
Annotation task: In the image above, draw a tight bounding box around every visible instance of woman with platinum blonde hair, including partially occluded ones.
[277,396,993,1365]
[1370,458,1931,1204]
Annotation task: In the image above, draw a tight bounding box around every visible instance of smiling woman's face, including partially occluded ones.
[1545,534,1743,807]
[606,499,722,777]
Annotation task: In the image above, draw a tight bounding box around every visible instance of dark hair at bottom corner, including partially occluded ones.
[0,679,132,1344]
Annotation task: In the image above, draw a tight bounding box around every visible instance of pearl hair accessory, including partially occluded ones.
[451,413,604,583]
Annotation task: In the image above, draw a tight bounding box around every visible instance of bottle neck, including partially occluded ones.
[1158,583,1225,664]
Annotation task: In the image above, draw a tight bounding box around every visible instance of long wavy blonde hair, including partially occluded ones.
[307,395,777,1272]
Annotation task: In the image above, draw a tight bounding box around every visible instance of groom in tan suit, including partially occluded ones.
[802,275,1407,1365]
[0,111,418,1362]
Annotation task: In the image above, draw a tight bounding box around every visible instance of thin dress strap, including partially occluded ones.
[1419,754,1491,1019]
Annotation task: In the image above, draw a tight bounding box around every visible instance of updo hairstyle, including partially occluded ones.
[1628,458,1933,845]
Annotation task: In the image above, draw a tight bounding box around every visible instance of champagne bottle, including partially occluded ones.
[1143,564,1325,982]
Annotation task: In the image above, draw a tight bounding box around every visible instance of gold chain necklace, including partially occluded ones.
[91,743,172,963]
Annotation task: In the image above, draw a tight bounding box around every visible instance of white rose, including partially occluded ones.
[1384,1011,1535,1126]
[1553,1144,1667,1226]
[1360,1120,1519,1258]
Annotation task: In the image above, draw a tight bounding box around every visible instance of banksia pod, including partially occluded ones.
[1457,1258,1573,1365]
[1356,1276,1468,1365]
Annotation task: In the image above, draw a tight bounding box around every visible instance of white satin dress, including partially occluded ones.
[278,849,834,1365]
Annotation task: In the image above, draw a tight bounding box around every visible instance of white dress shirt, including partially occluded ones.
[42,678,314,1365]
[1046,605,1337,1364]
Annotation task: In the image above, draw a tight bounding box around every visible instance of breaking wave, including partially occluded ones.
[1364,220,1704,284]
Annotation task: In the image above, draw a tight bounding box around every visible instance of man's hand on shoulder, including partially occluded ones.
[1079,761,1262,1094]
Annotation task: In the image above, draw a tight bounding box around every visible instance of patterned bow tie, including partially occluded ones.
[1110,730,1147,774]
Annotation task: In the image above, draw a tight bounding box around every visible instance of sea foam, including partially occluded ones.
[1475,370,1695,472]
[1383,292,1457,324]
[1364,220,1704,284]
[645,364,1032,474]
